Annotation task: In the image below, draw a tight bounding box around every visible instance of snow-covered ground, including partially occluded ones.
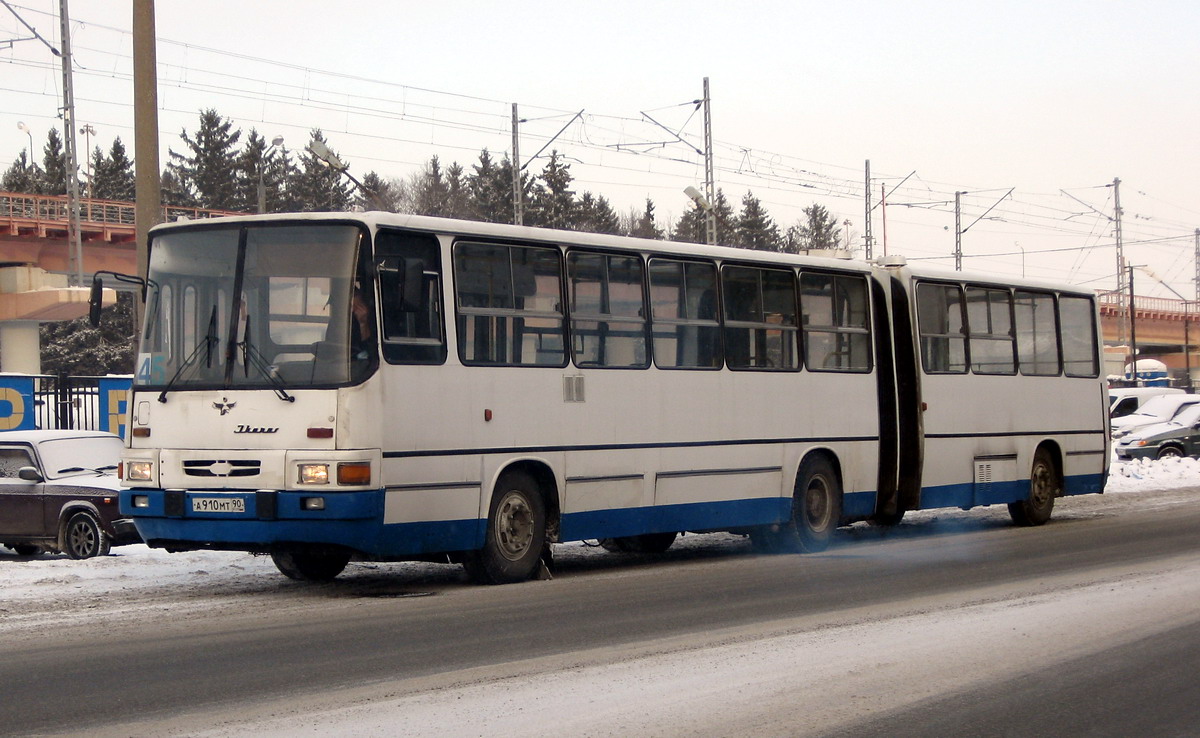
[5,457,1200,737]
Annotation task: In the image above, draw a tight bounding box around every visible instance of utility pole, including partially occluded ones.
[702,77,715,245]
[59,0,83,286]
[954,191,963,271]
[511,104,523,226]
[1127,264,1137,383]
[863,160,874,261]
[133,0,161,295]
[1113,178,1127,348]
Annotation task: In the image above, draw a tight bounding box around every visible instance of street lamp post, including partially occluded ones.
[306,139,386,210]
[257,135,284,213]
[79,123,95,198]
[16,121,33,168]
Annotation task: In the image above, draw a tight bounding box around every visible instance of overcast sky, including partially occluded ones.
[2,0,1197,295]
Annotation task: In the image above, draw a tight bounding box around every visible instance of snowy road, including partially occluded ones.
[2,458,1199,737]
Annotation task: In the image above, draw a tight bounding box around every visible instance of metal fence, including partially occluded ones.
[1,374,131,435]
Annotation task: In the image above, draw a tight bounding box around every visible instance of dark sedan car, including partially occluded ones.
[0,430,139,558]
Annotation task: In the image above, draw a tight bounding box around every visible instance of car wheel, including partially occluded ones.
[62,512,111,559]
[1156,445,1184,460]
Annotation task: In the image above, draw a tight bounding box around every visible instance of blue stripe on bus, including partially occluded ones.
[917,472,1107,511]
[124,488,881,557]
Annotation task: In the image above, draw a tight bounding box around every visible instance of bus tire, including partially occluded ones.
[794,456,842,553]
[271,547,351,581]
[62,511,110,559]
[598,532,677,554]
[465,471,547,585]
[1009,448,1057,527]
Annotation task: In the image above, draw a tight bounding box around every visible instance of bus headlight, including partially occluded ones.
[127,461,154,481]
[298,463,330,485]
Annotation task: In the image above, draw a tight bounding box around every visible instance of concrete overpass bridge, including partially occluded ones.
[0,191,234,373]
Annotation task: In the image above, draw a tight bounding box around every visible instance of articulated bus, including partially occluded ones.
[102,212,1108,583]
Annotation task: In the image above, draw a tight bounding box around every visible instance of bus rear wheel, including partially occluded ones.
[1009,448,1058,527]
[272,546,351,581]
[464,471,547,585]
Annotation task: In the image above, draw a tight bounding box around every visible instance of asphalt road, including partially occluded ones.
[3,500,1199,736]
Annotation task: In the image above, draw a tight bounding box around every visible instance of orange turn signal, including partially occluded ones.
[337,462,371,486]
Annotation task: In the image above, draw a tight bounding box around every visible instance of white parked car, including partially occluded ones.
[1110,394,1200,439]
[1109,387,1183,419]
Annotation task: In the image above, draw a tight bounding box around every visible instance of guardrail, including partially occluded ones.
[1097,290,1194,316]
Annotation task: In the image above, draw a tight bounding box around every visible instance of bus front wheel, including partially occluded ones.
[750,456,842,554]
[465,471,547,585]
[272,546,351,581]
[1009,448,1058,527]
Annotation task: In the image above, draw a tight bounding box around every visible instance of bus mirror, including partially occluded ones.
[378,257,426,312]
[88,275,104,326]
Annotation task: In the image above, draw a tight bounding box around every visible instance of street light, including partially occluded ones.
[683,186,713,243]
[16,121,33,167]
[257,135,284,213]
[79,123,96,198]
[306,139,386,210]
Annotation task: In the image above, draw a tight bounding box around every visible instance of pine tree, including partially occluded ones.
[41,128,67,196]
[1,150,42,193]
[672,189,735,245]
[626,198,664,239]
[528,151,575,229]
[735,191,781,251]
[467,149,511,223]
[39,292,137,375]
[91,137,135,201]
[444,163,471,219]
[791,203,841,251]
[294,129,352,212]
[358,171,401,212]
[411,156,450,216]
[575,192,621,235]
[166,109,243,210]
[159,169,196,208]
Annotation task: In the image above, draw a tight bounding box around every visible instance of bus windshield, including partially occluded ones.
[136,223,366,391]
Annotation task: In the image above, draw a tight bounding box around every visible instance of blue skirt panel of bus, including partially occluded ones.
[918,472,1106,511]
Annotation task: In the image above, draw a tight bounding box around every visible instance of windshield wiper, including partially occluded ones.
[238,314,295,403]
[56,465,117,475]
[158,307,220,403]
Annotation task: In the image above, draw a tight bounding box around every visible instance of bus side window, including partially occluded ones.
[375,230,447,365]
[1014,290,1059,376]
[916,283,967,374]
[648,258,721,369]
[567,251,649,368]
[721,265,799,371]
[454,242,566,367]
[799,272,872,372]
[965,286,1016,375]
[1060,295,1100,378]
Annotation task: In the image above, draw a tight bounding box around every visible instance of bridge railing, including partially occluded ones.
[1,190,242,229]
[1097,290,1194,316]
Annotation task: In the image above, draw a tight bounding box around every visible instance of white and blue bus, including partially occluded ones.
[103,212,1108,583]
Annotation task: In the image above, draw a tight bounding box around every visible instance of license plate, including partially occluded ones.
[192,497,245,513]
